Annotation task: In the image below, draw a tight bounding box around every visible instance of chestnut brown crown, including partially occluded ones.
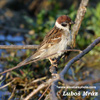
[56,15,75,26]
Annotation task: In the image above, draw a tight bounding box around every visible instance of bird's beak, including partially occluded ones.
[69,21,75,25]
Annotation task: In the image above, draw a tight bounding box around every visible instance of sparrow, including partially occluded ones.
[16,15,75,70]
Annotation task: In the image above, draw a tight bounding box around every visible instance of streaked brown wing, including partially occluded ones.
[25,26,63,61]
[38,26,63,49]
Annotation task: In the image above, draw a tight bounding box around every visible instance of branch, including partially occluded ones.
[60,37,100,84]
[70,78,100,86]
[0,45,39,49]
[50,80,59,100]
[71,0,89,47]
[0,79,15,89]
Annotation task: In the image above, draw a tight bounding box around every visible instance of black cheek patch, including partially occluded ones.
[61,23,67,27]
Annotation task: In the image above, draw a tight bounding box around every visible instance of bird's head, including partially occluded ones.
[55,15,75,31]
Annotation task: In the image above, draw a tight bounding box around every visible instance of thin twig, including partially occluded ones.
[28,76,47,86]
[72,78,100,86]
[8,85,16,100]
[38,83,51,100]
[54,78,100,86]
[0,45,39,49]
[0,79,15,89]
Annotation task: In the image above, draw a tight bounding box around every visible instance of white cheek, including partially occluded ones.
[55,21,69,31]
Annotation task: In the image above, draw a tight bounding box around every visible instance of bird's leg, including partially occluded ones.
[49,58,58,67]
[49,58,58,76]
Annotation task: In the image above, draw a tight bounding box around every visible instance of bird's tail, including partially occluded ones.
[0,52,41,75]
[17,54,40,68]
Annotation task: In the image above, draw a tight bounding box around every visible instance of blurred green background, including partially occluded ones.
[0,0,100,100]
